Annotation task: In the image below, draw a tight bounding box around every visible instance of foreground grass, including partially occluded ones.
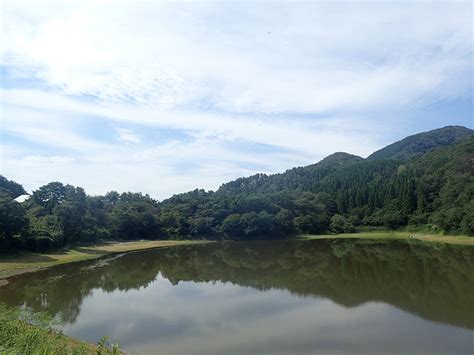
[0,240,203,279]
[301,231,474,245]
[0,303,121,354]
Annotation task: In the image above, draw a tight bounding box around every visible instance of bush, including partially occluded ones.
[382,210,407,229]
[330,214,355,233]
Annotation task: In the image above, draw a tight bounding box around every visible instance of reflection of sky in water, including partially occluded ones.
[63,274,474,355]
[2,240,472,354]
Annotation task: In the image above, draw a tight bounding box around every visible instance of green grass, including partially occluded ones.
[300,231,474,245]
[0,303,121,354]
[0,240,205,279]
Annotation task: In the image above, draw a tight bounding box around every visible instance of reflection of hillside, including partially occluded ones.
[155,240,474,329]
[1,239,473,329]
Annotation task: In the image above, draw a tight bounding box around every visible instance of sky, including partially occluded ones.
[0,1,472,200]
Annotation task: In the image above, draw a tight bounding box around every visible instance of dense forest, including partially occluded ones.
[0,126,473,250]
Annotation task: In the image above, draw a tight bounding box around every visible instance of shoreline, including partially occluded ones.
[1,232,472,283]
[300,231,474,245]
[0,240,206,281]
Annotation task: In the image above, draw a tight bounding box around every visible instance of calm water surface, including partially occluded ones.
[1,239,474,355]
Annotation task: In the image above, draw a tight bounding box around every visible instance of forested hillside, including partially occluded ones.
[367,125,473,161]
[0,127,473,250]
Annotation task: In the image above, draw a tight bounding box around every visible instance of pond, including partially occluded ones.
[1,239,473,354]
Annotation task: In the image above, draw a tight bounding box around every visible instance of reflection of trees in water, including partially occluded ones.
[158,240,474,329]
[1,240,473,329]
[0,252,161,323]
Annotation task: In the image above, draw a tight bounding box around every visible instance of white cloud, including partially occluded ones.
[0,1,472,198]
[115,128,141,144]
[0,88,382,157]
[1,1,471,113]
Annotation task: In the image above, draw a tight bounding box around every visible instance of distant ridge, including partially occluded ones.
[317,152,363,166]
[367,125,474,161]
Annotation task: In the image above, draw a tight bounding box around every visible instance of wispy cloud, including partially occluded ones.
[115,128,140,145]
[0,1,472,198]
[2,2,471,112]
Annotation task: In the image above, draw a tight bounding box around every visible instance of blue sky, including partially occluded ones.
[0,1,472,199]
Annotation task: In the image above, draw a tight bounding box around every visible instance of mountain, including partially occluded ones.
[1,126,473,251]
[367,125,474,161]
[162,131,473,237]
[217,152,363,195]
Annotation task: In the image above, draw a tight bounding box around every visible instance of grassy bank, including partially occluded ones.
[301,231,474,245]
[0,240,204,279]
[0,303,121,354]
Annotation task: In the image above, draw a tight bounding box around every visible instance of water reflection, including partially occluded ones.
[1,239,473,354]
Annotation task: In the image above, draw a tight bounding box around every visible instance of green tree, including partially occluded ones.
[0,192,27,248]
[220,214,243,238]
[109,202,160,240]
[382,210,406,229]
[0,175,26,199]
[32,182,67,213]
[330,214,355,233]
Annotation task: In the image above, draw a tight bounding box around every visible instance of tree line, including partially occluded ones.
[0,137,472,251]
